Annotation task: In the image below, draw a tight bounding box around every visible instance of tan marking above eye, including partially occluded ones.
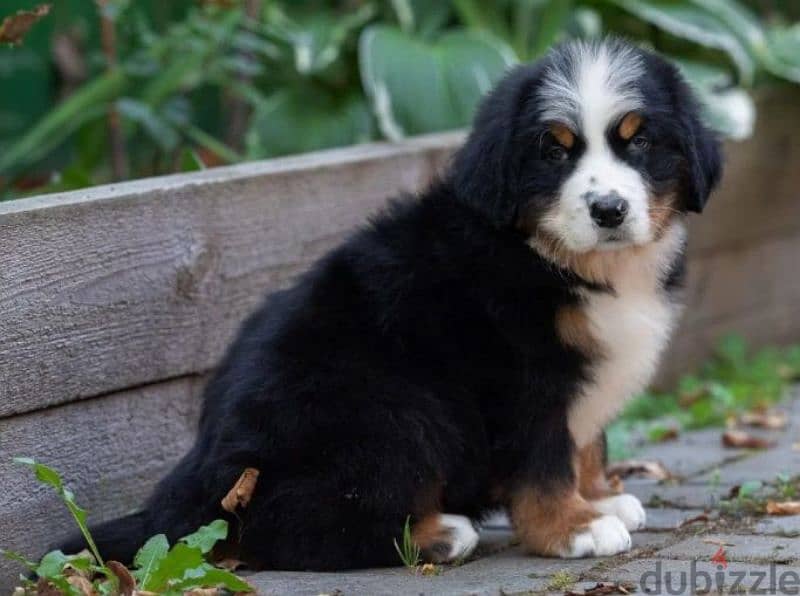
[549,123,575,149]
[618,112,643,140]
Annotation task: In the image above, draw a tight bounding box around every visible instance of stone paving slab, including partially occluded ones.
[625,478,733,509]
[642,507,710,531]
[247,548,597,596]
[755,514,800,537]
[690,443,800,486]
[656,533,800,564]
[590,558,800,594]
[634,428,749,478]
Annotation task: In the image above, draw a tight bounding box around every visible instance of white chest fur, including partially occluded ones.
[567,223,686,447]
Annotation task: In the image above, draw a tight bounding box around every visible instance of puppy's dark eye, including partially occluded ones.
[546,146,569,161]
[631,135,650,150]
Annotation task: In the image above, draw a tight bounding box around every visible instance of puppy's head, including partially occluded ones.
[451,38,722,253]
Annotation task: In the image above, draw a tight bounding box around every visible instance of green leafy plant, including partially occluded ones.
[1,0,800,200]
[3,458,253,596]
[393,515,422,569]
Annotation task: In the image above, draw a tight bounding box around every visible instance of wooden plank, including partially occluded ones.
[655,230,800,384]
[0,133,462,417]
[0,376,204,590]
[686,88,800,257]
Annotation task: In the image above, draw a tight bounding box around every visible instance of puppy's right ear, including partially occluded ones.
[450,66,539,228]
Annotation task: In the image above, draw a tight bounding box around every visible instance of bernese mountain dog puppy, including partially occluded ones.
[62,38,721,568]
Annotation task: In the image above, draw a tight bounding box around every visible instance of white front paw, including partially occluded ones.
[560,515,632,558]
[439,514,479,561]
[593,494,646,531]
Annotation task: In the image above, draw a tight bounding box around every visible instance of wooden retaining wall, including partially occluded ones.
[1,91,799,588]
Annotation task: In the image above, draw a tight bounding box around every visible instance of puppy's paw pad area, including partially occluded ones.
[561,515,631,558]
[593,494,646,531]
[439,514,479,561]
[416,514,479,563]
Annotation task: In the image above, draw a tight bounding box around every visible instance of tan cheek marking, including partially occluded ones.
[510,486,599,556]
[576,438,619,501]
[550,123,575,149]
[648,192,679,238]
[619,112,643,140]
[556,305,601,357]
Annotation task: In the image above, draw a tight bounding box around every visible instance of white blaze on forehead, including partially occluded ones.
[535,40,652,253]
[538,40,644,136]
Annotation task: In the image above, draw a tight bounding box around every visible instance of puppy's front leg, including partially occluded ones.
[510,483,631,558]
[576,434,646,532]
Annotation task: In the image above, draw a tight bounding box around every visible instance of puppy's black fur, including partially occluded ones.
[60,40,721,569]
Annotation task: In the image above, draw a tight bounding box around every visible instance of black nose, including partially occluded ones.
[590,194,629,228]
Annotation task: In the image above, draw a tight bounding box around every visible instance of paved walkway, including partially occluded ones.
[247,393,800,595]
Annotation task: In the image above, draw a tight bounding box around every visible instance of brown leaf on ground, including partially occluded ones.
[607,474,625,494]
[35,578,63,596]
[566,581,637,595]
[419,563,440,576]
[106,561,135,596]
[739,411,787,430]
[66,575,95,596]
[215,558,246,571]
[702,537,736,547]
[766,500,800,515]
[0,4,51,45]
[606,459,672,481]
[722,429,775,449]
[183,590,221,596]
[679,512,711,528]
[221,467,260,513]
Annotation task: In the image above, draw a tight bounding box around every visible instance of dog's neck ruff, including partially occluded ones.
[553,221,687,448]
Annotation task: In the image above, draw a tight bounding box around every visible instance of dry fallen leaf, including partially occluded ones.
[66,575,95,596]
[184,590,221,596]
[566,581,636,596]
[722,429,775,449]
[36,578,63,596]
[740,411,787,430]
[221,467,260,513]
[107,560,135,596]
[419,563,440,576]
[606,459,671,481]
[215,558,246,571]
[607,473,625,494]
[766,501,800,515]
[0,4,51,45]
[702,538,735,547]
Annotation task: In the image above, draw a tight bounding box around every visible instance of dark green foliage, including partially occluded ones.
[3,459,253,595]
[0,1,799,200]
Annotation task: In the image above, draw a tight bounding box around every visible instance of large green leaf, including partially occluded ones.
[607,0,756,85]
[389,0,452,38]
[688,0,800,83]
[245,87,374,158]
[260,3,375,75]
[131,534,170,587]
[673,58,755,140]
[179,519,228,554]
[359,25,516,140]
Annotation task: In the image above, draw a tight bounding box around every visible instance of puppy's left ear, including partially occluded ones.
[680,110,723,213]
